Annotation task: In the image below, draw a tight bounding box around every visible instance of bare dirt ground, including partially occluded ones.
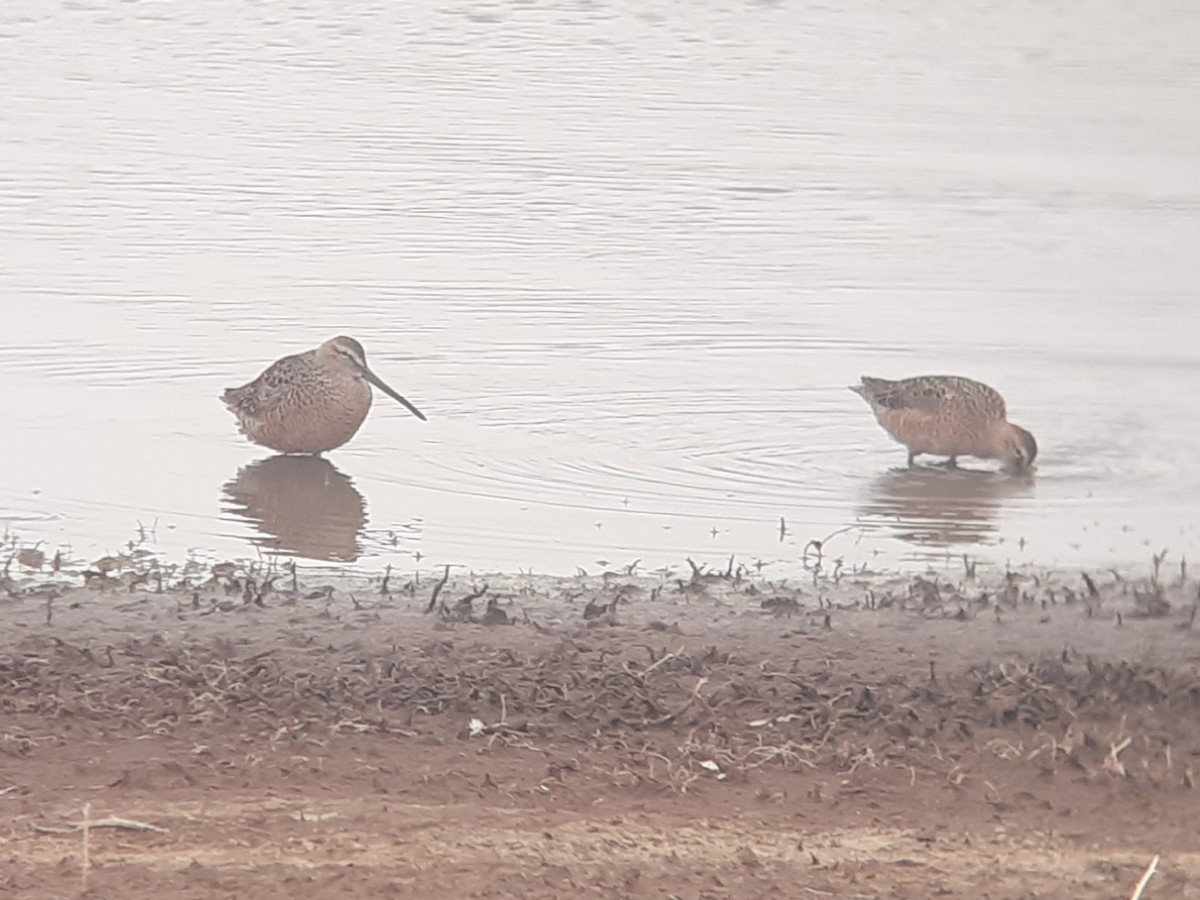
[2,551,1199,899]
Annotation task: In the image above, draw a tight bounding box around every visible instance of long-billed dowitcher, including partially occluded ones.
[222,336,426,455]
[850,375,1037,471]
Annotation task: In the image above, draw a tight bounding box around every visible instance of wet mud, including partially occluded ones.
[1,552,1199,898]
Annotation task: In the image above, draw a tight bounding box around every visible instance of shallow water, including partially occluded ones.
[2,1,1199,576]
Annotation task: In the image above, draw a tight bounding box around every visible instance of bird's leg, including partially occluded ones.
[906,450,916,467]
[946,456,958,469]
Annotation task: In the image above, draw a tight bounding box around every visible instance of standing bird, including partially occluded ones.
[223,336,426,455]
[850,375,1037,471]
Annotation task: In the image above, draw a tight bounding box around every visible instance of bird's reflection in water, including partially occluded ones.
[858,467,1035,550]
[221,455,367,562]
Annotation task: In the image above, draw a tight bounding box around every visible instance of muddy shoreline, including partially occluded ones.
[1,549,1198,898]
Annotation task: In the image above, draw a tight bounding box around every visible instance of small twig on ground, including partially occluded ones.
[1150,549,1168,586]
[648,675,708,726]
[802,539,823,571]
[33,816,168,836]
[81,803,90,892]
[641,646,686,679]
[582,595,612,620]
[1129,855,1160,900]
[458,583,489,607]
[425,565,451,613]
[1105,736,1133,777]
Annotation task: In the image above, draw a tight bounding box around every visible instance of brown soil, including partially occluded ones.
[2,555,1199,898]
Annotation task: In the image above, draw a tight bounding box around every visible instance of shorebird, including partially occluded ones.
[222,336,426,455]
[850,375,1037,471]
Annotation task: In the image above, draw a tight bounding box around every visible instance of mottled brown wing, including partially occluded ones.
[223,352,312,416]
[931,376,1008,418]
[858,377,948,413]
[860,376,1007,418]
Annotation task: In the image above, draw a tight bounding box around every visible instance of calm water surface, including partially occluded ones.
[2,1,1198,576]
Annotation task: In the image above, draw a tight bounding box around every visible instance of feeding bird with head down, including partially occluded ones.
[222,336,426,455]
[850,374,1037,471]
